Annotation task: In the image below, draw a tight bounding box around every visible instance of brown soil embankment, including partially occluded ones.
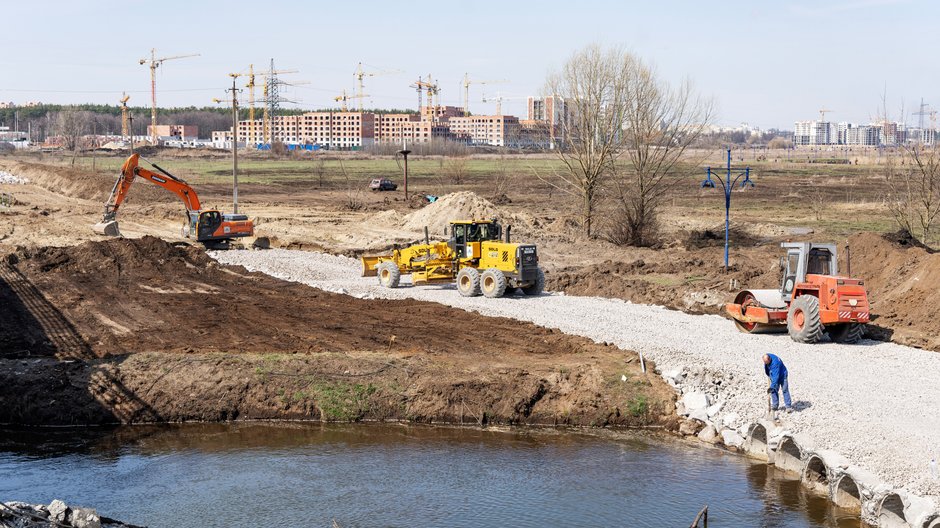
[547,242,781,314]
[546,230,940,351]
[0,237,675,428]
[847,231,940,350]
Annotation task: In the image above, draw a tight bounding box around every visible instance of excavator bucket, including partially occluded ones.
[92,220,121,237]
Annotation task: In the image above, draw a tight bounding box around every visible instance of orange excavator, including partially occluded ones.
[92,153,253,246]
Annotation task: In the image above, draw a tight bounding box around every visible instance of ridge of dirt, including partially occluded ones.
[0,159,170,204]
[546,244,780,314]
[0,237,675,428]
[848,231,940,350]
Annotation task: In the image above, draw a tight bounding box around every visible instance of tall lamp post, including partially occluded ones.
[398,147,411,200]
[701,149,754,271]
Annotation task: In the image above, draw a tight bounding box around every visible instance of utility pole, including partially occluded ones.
[215,74,243,214]
[399,145,411,200]
[128,114,135,154]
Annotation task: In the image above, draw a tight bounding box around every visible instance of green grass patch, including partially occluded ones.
[628,395,649,417]
[310,380,378,421]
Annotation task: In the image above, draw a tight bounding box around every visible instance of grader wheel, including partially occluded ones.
[480,268,508,298]
[456,267,481,297]
[521,267,546,296]
[377,261,401,288]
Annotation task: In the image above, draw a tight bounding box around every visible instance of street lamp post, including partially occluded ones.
[398,148,411,200]
[701,149,754,272]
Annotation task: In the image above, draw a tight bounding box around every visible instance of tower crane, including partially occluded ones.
[119,93,130,139]
[409,75,439,122]
[334,90,369,112]
[462,74,508,117]
[818,108,833,122]
[481,91,524,117]
[139,49,199,146]
[353,62,401,112]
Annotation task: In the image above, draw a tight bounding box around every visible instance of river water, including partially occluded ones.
[0,423,868,527]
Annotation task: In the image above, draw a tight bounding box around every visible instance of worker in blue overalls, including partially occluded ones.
[762,353,792,414]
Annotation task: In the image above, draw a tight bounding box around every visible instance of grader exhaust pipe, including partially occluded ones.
[505,225,511,243]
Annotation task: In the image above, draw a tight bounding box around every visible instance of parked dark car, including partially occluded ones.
[370,178,398,191]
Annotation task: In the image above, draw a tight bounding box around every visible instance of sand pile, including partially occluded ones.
[399,191,522,234]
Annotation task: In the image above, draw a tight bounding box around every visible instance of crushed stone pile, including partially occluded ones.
[0,170,28,185]
[212,247,940,506]
[0,499,139,528]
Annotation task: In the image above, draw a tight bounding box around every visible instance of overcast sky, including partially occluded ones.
[0,0,933,129]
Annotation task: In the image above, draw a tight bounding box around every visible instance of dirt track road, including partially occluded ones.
[212,248,940,504]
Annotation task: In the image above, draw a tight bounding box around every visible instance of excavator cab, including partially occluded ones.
[197,211,223,241]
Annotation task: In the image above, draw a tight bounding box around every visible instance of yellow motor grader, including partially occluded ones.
[361,219,545,298]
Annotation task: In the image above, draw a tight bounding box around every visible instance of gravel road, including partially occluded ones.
[211,248,940,503]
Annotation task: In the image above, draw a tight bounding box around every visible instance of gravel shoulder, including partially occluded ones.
[211,247,940,504]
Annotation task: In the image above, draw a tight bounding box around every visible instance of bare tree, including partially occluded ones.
[444,156,468,185]
[491,154,511,200]
[886,144,940,246]
[338,159,364,211]
[609,65,712,246]
[312,157,326,188]
[540,44,636,237]
[540,44,711,240]
[56,108,90,162]
[767,136,793,149]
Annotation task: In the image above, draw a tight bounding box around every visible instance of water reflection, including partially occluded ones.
[1,424,869,527]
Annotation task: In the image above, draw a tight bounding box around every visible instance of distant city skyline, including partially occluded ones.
[0,0,935,129]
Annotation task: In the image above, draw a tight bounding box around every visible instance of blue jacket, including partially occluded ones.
[764,354,788,391]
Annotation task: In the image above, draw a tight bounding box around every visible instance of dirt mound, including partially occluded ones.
[684,225,762,250]
[399,191,517,233]
[10,235,207,275]
[0,236,674,427]
[547,245,780,313]
[847,231,940,350]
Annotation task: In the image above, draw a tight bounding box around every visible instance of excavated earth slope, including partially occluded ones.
[0,237,674,428]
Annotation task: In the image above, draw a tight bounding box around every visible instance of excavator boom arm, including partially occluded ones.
[103,153,201,219]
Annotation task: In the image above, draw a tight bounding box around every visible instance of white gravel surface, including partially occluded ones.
[0,170,27,185]
[211,248,940,504]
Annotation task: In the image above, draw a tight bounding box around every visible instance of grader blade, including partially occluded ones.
[360,255,387,277]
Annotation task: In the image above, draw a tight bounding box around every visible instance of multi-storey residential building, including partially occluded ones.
[448,115,519,147]
[844,125,881,146]
[374,113,451,144]
[419,105,463,122]
[234,112,375,149]
[794,121,833,145]
[527,95,568,148]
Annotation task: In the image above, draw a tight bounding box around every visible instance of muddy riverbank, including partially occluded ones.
[0,237,674,428]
